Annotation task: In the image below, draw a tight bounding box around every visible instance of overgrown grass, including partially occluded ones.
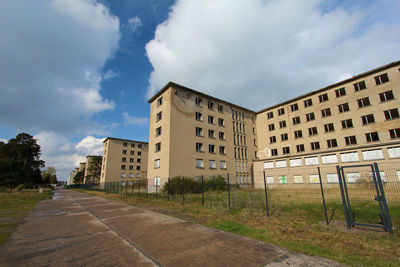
[0,190,51,244]
[73,188,400,266]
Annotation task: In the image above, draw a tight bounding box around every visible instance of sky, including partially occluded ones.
[0,0,399,181]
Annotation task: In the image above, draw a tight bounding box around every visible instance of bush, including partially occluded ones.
[163,175,227,195]
[15,184,24,192]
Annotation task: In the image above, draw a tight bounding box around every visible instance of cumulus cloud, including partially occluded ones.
[127,16,142,32]
[146,0,400,110]
[35,132,105,181]
[102,69,119,81]
[0,138,8,143]
[0,0,120,134]
[122,112,149,126]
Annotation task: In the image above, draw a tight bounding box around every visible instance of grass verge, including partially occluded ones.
[72,188,400,266]
[0,190,51,244]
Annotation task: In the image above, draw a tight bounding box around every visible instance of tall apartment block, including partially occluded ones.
[100,137,148,183]
[147,82,258,186]
[147,60,400,188]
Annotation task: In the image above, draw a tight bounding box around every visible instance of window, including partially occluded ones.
[296,144,305,153]
[121,157,126,162]
[209,144,215,153]
[208,129,215,138]
[136,173,141,178]
[196,159,204,168]
[362,149,384,160]
[292,116,300,125]
[361,114,375,125]
[278,108,285,116]
[195,112,203,121]
[129,158,134,163]
[219,132,225,140]
[155,142,161,152]
[122,150,127,154]
[157,97,163,106]
[129,173,134,178]
[341,119,353,129]
[384,108,399,120]
[319,93,328,103]
[136,166,140,171]
[366,132,379,142]
[154,159,160,169]
[130,143,135,148]
[311,142,320,150]
[209,160,216,169]
[282,147,290,154]
[304,98,313,108]
[279,120,286,128]
[123,142,127,147]
[276,160,287,168]
[208,115,215,124]
[335,87,346,97]
[321,108,331,117]
[156,126,162,136]
[354,81,366,91]
[379,90,394,102]
[196,127,203,137]
[305,156,319,165]
[322,154,338,164]
[137,158,141,163]
[357,97,370,108]
[218,118,224,126]
[138,144,142,148]
[220,161,227,169]
[308,127,318,136]
[208,101,214,110]
[294,130,302,139]
[271,149,278,156]
[268,124,275,131]
[324,123,334,132]
[121,173,126,178]
[338,103,349,113]
[281,133,288,141]
[327,139,338,148]
[270,136,276,143]
[374,73,389,85]
[196,142,203,152]
[389,128,400,139]
[121,165,126,170]
[156,112,162,121]
[219,146,226,155]
[254,139,257,146]
[195,97,203,106]
[340,152,359,162]
[345,136,357,145]
[218,104,223,113]
[306,112,315,121]
[267,111,273,119]
[290,158,302,167]
[290,103,299,111]
[138,151,141,155]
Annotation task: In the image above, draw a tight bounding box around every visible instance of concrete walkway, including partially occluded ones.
[0,189,342,266]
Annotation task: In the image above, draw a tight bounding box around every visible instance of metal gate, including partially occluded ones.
[336,163,394,235]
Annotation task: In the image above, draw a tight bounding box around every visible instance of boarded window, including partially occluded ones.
[305,156,319,165]
[362,149,384,160]
[264,161,274,169]
[346,173,360,183]
[388,147,400,158]
[321,154,338,164]
[327,173,339,183]
[279,176,287,184]
[340,152,359,162]
[293,175,303,183]
[309,174,319,184]
[289,158,302,167]
[267,176,274,184]
[276,160,287,168]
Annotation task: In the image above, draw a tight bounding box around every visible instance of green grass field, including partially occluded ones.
[75,186,400,266]
[0,190,51,244]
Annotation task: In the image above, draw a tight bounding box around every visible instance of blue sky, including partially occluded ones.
[0,0,399,181]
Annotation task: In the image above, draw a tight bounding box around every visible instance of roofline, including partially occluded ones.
[256,60,400,114]
[103,137,149,144]
[148,81,256,114]
[86,155,102,158]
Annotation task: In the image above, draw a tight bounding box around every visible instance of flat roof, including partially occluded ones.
[103,137,148,144]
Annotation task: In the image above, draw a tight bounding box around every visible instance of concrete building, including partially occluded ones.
[100,137,148,183]
[83,155,102,184]
[147,60,400,188]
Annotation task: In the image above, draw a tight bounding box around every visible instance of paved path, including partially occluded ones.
[0,189,342,266]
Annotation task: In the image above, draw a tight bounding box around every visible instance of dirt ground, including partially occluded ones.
[0,189,343,266]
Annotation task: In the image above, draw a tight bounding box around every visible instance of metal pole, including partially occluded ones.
[337,165,351,229]
[227,174,231,209]
[341,168,354,226]
[318,167,329,225]
[201,175,204,207]
[374,163,394,235]
[155,183,158,198]
[263,170,270,217]
[182,177,185,204]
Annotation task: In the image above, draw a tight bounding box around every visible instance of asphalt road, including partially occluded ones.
[0,189,342,266]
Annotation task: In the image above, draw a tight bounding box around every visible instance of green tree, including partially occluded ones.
[73,170,84,184]
[42,166,57,184]
[86,156,102,183]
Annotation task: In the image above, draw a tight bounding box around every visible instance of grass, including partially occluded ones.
[73,187,400,266]
[0,189,51,244]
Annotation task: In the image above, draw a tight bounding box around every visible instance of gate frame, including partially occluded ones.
[336,163,394,235]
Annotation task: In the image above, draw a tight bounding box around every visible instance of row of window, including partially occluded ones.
[120,173,142,178]
[122,142,145,148]
[235,147,248,160]
[121,157,141,163]
[196,159,226,169]
[235,160,249,174]
[196,127,225,140]
[121,165,141,170]
[233,121,246,134]
[195,112,225,126]
[195,97,224,113]
[266,73,391,118]
[232,109,246,121]
[196,143,226,154]
[234,134,247,147]
[122,150,142,156]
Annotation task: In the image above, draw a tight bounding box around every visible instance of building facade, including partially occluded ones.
[100,137,148,183]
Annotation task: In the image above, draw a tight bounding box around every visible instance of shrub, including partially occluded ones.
[163,175,227,195]
[15,184,24,192]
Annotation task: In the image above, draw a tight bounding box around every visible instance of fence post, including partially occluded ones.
[125,181,128,196]
[182,176,185,204]
[337,165,351,229]
[138,180,141,197]
[155,183,158,198]
[318,167,329,225]
[167,177,170,201]
[374,163,394,235]
[227,174,231,209]
[263,170,270,217]
[201,175,204,207]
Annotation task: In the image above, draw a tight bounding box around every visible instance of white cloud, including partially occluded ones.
[0,0,120,134]
[102,69,119,81]
[0,138,8,143]
[146,0,400,110]
[122,112,149,126]
[127,16,142,32]
[35,132,105,181]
